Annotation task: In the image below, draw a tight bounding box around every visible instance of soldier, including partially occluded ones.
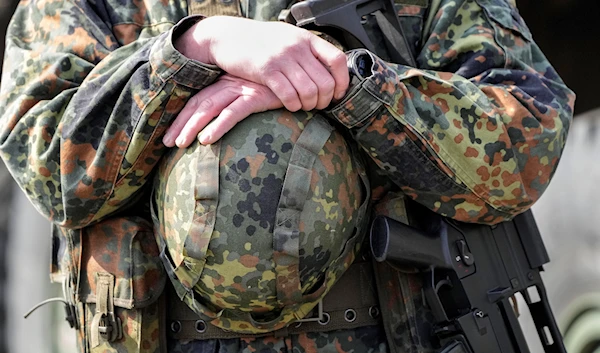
[0,0,574,352]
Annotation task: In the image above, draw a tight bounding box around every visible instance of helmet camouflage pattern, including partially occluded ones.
[152,110,370,333]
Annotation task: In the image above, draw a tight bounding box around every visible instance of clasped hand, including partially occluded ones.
[163,16,349,148]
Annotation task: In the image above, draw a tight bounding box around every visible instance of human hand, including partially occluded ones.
[163,74,283,148]
[175,16,349,112]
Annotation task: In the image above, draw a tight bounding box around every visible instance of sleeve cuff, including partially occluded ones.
[149,16,222,90]
[326,49,382,129]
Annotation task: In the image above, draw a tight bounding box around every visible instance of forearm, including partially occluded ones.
[323,0,575,224]
[173,15,215,64]
[328,49,573,224]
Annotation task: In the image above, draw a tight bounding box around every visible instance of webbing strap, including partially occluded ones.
[90,273,114,348]
[273,116,334,306]
[90,273,122,347]
[151,142,222,324]
[373,9,416,67]
[188,0,242,17]
[184,142,221,264]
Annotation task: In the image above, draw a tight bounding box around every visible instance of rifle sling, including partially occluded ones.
[373,9,417,67]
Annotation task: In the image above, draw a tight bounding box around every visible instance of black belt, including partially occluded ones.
[166,261,382,340]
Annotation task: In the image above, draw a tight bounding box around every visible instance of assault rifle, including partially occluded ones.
[370,202,567,353]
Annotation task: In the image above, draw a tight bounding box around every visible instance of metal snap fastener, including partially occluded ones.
[344,309,357,322]
[369,306,380,319]
[195,320,207,333]
[318,312,331,326]
[170,320,182,333]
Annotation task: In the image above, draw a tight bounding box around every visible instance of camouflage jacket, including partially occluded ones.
[0,0,574,352]
[0,0,574,229]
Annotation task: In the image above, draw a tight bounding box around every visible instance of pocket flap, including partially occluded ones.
[79,217,166,309]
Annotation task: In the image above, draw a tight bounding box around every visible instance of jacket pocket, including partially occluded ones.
[76,217,167,353]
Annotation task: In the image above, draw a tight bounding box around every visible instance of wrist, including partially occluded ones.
[174,17,215,65]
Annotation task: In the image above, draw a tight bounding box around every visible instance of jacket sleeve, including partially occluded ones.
[0,1,221,228]
[327,0,575,224]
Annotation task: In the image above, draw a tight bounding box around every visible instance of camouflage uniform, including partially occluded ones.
[0,0,574,351]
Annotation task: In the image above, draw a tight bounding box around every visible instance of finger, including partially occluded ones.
[198,97,257,145]
[163,95,204,147]
[298,54,336,110]
[281,63,318,111]
[164,82,229,146]
[199,87,283,144]
[263,71,302,112]
[175,86,239,148]
[309,37,350,100]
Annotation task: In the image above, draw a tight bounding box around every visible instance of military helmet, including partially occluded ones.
[152,110,369,334]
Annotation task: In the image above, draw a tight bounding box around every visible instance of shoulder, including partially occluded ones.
[425,0,532,40]
[472,0,533,41]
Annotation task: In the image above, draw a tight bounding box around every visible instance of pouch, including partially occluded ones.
[52,217,167,353]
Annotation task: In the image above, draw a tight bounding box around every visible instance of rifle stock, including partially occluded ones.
[288,0,416,66]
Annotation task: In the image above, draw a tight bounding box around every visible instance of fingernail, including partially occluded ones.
[198,132,211,145]
[335,90,347,100]
[163,132,173,146]
[175,136,185,147]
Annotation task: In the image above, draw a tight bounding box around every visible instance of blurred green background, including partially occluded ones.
[0,0,598,352]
